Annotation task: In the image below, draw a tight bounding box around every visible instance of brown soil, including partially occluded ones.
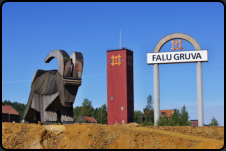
[2,122,224,149]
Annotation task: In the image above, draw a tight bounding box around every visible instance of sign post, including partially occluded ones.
[153,64,160,126]
[197,62,204,126]
[147,33,208,126]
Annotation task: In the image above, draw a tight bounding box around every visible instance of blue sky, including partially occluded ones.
[2,2,224,126]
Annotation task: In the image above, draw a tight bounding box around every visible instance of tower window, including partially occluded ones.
[122,120,124,123]
[111,96,113,100]
[121,106,123,110]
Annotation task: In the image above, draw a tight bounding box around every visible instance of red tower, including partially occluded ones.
[107,48,134,125]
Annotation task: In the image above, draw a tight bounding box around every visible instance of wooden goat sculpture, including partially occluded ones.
[22,49,83,125]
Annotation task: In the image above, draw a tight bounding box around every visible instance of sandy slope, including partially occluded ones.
[2,122,224,149]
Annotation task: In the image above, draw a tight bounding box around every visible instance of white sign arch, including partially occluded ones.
[147,33,208,126]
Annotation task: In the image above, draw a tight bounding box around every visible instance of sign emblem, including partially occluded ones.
[171,39,183,51]
[111,55,122,66]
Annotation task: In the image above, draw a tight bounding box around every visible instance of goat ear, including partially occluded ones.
[70,52,83,78]
[45,49,71,77]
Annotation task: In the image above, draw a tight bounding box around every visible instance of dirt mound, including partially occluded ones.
[146,126,224,140]
[114,122,142,127]
[2,122,224,149]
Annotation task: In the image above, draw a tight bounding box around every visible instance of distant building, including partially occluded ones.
[2,103,20,123]
[141,109,175,123]
[190,120,198,127]
[76,115,97,123]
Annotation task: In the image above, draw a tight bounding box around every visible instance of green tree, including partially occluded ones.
[156,111,168,126]
[80,99,95,117]
[94,108,99,122]
[134,110,143,124]
[143,95,154,124]
[179,105,191,126]
[141,119,154,126]
[73,106,82,122]
[167,109,181,126]
[209,116,219,126]
[94,104,107,124]
[101,104,107,124]
[93,108,99,123]
[146,95,153,111]
[94,108,99,116]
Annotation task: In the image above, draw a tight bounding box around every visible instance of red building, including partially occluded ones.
[2,103,20,123]
[76,115,98,123]
[107,48,134,125]
[141,109,175,123]
[190,120,198,126]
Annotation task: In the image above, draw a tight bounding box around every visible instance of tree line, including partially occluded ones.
[2,99,107,124]
[73,98,107,124]
[133,95,219,126]
[3,96,219,126]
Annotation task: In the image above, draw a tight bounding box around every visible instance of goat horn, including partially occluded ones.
[44,49,71,77]
[70,52,83,78]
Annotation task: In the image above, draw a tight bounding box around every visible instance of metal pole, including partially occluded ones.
[153,64,160,126]
[197,62,204,126]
